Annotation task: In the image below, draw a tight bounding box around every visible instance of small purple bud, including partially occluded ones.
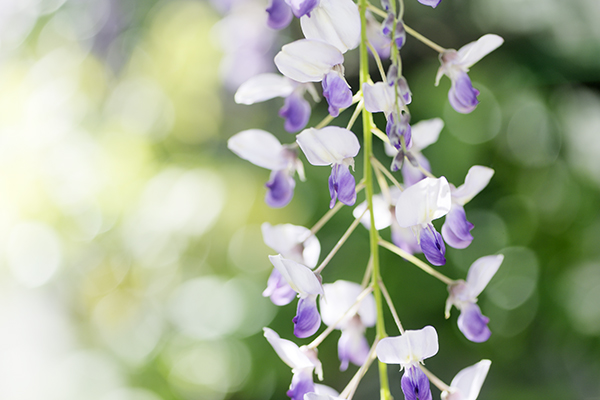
[328,163,357,208]
[381,12,395,36]
[290,0,319,18]
[387,64,398,84]
[395,20,406,49]
[441,205,474,249]
[293,296,321,338]
[449,71,480,114]
[397,76,412,105]
[287,370,315,400]
[386,112,412,150]
[406,152,419,167]
[322,71,352,117]
[266,0,294,30]
[417,0,442,8]
[263,268,297,306]
[400,365,433,400]
[458,303,492,342]
[381,0,391,11]
[419,224,446,266]
[279,92,311,132]
[265,169,295,208]
[391,149,405,172]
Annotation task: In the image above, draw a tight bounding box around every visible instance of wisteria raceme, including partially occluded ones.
[226,1,505,399]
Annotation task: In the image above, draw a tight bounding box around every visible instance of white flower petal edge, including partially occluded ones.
[296,126,360,166]
[395,177,451,227]
[457,34,504,69]
[442,359,491,400]
[234,73,296,104]
[269,254,323,296]
[376,326,439,367]
[320,280,376,329]
[466,254,503,299]
[300,0,361,53]
[411,118,444,151]
[227,129,289,170]
[451,166,494,205]
[275,39,344,83]
[363,82,396,114]
[263,327,315,371]
[262,222,321,269]
[353,193,393,231]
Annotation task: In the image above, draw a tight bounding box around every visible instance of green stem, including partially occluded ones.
[359,2,391,400]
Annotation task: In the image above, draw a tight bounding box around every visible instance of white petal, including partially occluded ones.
[466,254,503,298]
[275,39,343,83]
[269,254,323,296]
[411,118,444,151]
[451,166,494,205]
[363,82,395,114]
[227,129,289,170]
[300,0,361,53]
[376,326,439,366]
[447,359,491,400]
[395,177,451,227]
[457,34,504,69]
[234,73,296,104]
[261,223,321,268]
[313,384,340,398]
[319,280,376,329]
[296,126,360,166]
[263,327,315,370]
[353,194,393,231]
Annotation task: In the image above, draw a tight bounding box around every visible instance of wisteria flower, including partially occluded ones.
[263,327,323,400]
[435,34,504,113]
[418,0,442,8]
[376,326,439,400]
[227,129,304,207]
[366,11,391,59]
[296,126,360,208]
[262,223,321,306]
[441,359,492,400]
[353,187,420,255]
[300,0,361,53]
[235,73,316,132]
[385,118,444,187]
[441,166,494,249]
[395,177,452,265]
[446,255,503,342]
[269,254,324,337]
[275,39,352,117]
[319,280,376,371]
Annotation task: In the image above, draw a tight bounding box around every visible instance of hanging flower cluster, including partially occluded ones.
[226,0,505,399]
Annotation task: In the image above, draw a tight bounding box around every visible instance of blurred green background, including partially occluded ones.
[1,0,599,399]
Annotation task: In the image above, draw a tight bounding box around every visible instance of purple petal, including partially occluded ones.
[398,76,412,105]
[417,0,442,8]
[386,112,412,150]
[293,296,321,338]
[419,224,446,266]
[322,71,352,117]
[391,221,421,254]
[381,12,394,36]
[263,268,297,306]
[449,71,480,114]
[441,205,474,249]
[401,365,433,400]
[279,92,311,132]
[328,163,356,208]
[458,303,491,342]
[267,0,294,30]
[401,154,430,188]
[265,170,295,208]
[289,0,319,18]
[395,20,406,49]
[287,370,315,400]
[337,328,370,371]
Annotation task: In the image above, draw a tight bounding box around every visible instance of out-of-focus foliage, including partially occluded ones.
[0,1,599,400]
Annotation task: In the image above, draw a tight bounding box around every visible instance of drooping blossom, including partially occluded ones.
[446,255,503,342]
[227,129,304,207]
[441,360,492,400]
[263,327,323,400]
[384,118,444,187]
[299,0,361,53]
[319,280,376,371]
[296,126,360,208]
[275,39,352,117]
[353,187,420,255]
[262,223,321,306]
[269,254,324,338]
[376,326,439,400]
[235,73,317,132]
[441,166,494,249]
[395,177,452,265]
[435,34,504,114]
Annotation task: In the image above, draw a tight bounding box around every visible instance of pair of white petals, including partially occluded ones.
[269,254,323,298]
[320,280,376,330]
[296,126,360,168]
